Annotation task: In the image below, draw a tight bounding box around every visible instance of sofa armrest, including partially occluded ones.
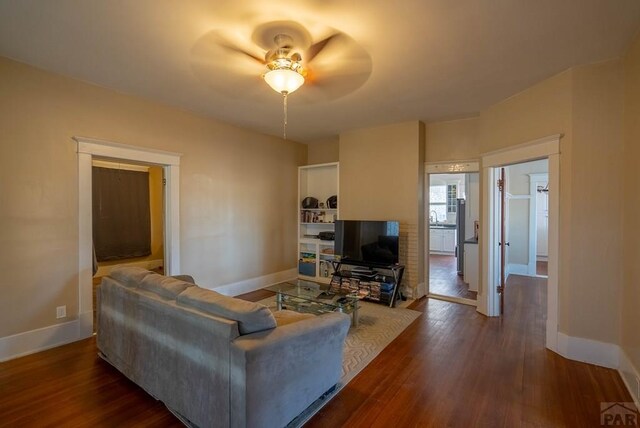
[229,311,350,428]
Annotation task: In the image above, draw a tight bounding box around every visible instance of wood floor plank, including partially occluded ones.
[0,275,632,427]
[306,274,633,427]
[429,254,478,300]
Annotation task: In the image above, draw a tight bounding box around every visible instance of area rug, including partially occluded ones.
[257,297,422,427]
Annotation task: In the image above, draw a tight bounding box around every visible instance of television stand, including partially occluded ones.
[330,260,405,307]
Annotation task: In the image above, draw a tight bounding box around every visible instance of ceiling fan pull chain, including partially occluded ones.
[283,92,288,140]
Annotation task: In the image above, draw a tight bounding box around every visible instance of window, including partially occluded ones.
[430,183,458,222]
[447,184,457,213]
[429,185,447,222]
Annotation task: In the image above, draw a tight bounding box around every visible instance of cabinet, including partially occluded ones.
[329,260,405,307]
[429,228,456,254]
[298,162,339,283]
[463,242,478,292]
[443,229,456,252]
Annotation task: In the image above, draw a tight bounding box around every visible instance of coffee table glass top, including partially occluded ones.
[266,279,358,311]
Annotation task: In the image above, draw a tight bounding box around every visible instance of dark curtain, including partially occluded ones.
[92,166,151,261]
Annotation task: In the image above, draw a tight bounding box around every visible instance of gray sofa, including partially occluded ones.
[97,267,350,428]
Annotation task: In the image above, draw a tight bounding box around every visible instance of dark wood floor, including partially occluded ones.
[307,275,632,427]
[0,275,632,427]
[429,254,478,300]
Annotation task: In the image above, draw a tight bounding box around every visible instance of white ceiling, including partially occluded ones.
[1,0,639,142]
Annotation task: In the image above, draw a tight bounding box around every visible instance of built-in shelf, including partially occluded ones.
[298,162,339,282]
[301,222,335,225]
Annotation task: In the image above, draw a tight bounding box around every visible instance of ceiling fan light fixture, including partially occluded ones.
[263,68,305,94]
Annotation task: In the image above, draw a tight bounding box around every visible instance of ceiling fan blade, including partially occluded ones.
[306,33,341,63]
[190,30,272,99]
[209,32,265,65]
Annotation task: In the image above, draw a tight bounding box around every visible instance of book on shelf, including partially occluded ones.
[299,252,316,263]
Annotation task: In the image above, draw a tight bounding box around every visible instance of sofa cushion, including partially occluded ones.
[109,266,152,288]
[177,286,276,334]
[272,310,316,327]
[171,274,195,284]
[140,273,194,299]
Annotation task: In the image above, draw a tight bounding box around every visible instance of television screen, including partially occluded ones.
[334,220,400,265]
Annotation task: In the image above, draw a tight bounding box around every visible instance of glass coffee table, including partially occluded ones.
[266,279,362,326]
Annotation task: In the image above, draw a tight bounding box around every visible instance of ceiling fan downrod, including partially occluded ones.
[282,92,288,140]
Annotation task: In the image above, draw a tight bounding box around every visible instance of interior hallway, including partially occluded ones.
[0,276,632,427]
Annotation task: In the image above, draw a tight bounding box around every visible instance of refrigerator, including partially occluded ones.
[456,198,466,275]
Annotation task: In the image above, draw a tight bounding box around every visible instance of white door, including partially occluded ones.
[536,184,549,257]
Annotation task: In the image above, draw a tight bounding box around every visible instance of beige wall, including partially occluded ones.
[479,71,573,154]
[568,60,624,343]
[622,32,640,377]
[0,57,306,338]
[474,70,575,329]
[306,136,339,165]
[426,61,624,346]
[339,121,425,295]
[425,117,480,162]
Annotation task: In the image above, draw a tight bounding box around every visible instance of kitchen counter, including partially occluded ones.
[463,240,479,291]
[429,226,456,253]
[429,224,456,229]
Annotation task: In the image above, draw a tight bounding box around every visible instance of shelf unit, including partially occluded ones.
[297,162,339,283]
[329,259,405,307]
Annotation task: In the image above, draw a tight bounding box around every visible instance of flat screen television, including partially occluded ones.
[334,220,400,266]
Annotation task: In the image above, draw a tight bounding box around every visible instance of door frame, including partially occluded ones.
[480,134,560,353]
[424,161,479,307]
[75,136,182,337]
[528,173,549,276]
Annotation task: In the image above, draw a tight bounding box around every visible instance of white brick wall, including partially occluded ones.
[399,222,419,298]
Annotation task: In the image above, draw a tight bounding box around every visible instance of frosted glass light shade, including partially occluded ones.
[264,68,304,94]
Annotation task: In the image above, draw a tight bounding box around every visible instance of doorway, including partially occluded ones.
[92,159,165,277]
[75,137,181,338]
[424,161,480,306]
[499,160,549,280]
[530,173,549,277]
[481,134,560,353]
[90,159,166,330]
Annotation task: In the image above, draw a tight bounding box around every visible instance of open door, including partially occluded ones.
[497,167,508,315]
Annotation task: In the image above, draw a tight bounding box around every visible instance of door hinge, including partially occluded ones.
[162,178,167,186]
[497,178,504,191]
[497,285,504,294]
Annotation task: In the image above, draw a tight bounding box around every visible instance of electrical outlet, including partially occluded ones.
[56,305,66,319]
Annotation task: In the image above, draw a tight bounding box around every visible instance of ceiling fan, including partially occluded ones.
[190,21,372,138]
[218,30,341,93]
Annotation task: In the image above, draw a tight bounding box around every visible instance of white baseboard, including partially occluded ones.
[556,332,619,369]
[0,318,93,362]
[554,333,640,405]
[619,349,640,408]
[506,263,529,276]
[95,259,163,277]
[415,282,427,299]
[0,268,296,362]
[208,268,298,297]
